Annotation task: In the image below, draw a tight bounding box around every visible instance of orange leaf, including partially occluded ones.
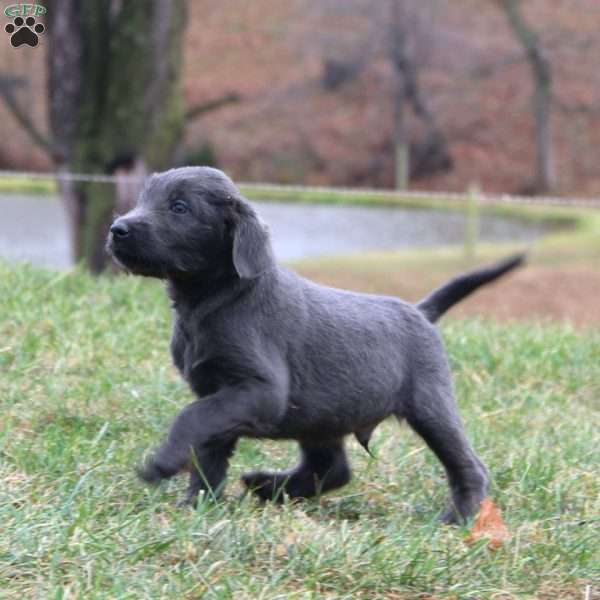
[465,498,511,550]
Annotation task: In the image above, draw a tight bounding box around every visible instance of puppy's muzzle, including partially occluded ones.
[106,217,137,263]
[110,218,131,239]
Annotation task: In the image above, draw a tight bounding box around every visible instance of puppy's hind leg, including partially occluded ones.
[242,439,351,502]
[401,380,489,524]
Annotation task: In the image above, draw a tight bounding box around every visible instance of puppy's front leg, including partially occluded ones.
[138,380,286,496]
[181,439,237,505]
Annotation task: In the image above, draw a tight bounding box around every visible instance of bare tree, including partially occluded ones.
[49,1,188,271]
[305,0,452,189]
[389,0,410,190]
[0,0,240,272]
[495,0,554,193]
[387,0,452,189]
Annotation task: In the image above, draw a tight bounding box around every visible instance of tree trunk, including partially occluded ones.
[532,58,553,193]
[394,123,410,191]
[47,0,186,272]
[389,0,409,190]
[393,56,410,190]
[388,0,451,188]
[496,0,555,194]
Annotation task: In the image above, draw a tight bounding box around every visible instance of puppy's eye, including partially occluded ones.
[170,200,189,215]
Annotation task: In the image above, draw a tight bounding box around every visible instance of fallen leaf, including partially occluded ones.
[465,498,511,549]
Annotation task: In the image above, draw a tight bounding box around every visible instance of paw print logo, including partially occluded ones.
[5,15,45,47]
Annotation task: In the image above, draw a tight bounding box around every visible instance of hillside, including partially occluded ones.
[1,0,599,195]
[1,259,598,598]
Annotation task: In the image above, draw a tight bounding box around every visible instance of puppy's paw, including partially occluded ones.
[439,506,462,525]
[177,489,201,508]
[136,462,164,485]
[441,489,488,525]
[241,470,285,503]
[136,455,184,484]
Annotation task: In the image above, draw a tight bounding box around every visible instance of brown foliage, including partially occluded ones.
[1,0,600,194]
[465,498,511,550]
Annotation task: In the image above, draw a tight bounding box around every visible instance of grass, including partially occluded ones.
[0,175,57,196]
[289,195,600,321]
[0,261,598,599]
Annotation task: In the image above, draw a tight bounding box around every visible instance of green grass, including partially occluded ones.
[1,262,599,599]
[0,176,57,195]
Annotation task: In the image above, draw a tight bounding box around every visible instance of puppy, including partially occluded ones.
[107,166,523,522]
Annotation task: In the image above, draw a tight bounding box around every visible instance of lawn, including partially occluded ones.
[0,260,598,599]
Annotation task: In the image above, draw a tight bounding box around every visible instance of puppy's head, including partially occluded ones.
[106,166,274,280]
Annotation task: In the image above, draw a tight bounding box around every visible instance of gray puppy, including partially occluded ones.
[107,166,523,522]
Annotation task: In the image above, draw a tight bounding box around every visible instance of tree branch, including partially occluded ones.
[495,0,551,83]
[555,98,600,116]
[0,76,55,158]
[185,92,241,122]
[495,0,555,193]
[468,51,526,80]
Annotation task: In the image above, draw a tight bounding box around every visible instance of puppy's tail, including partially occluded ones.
[416,253,525,323]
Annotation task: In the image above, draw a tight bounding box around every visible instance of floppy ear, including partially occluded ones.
[232,212,274,279]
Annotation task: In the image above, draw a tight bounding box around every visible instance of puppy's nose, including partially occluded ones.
[110,219,130,238]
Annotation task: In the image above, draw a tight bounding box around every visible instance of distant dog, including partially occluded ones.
[107,167,523,522]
